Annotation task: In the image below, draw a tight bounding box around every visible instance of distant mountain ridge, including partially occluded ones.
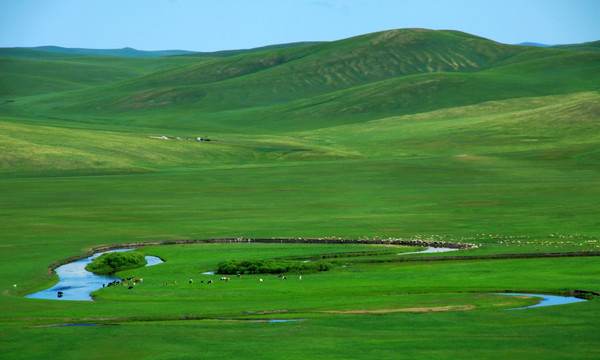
[2,36,597,60]
[0,42,322,59]
[517,42,551,47]
[0,46,195,58]
[518,40,600,52]
[32,46,196,58]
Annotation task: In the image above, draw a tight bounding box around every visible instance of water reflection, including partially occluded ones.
[398,247,460,255]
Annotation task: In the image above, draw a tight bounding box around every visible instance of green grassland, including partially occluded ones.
[1,28,599,358]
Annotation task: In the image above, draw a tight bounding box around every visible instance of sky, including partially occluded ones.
[0,0,599,51]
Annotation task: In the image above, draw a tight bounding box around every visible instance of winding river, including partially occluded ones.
[26,249,163,301]
[25,246,589,309]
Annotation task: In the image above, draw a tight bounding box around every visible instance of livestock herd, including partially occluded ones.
[94,273,303,294]
[103,276,143,291]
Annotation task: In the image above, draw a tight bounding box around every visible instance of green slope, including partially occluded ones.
[112,28,524,107]
[1,27,599,180]
[27,29,523,114]
[181,41,322,58]
[3,91,597,174]
[229,50,600,132]
[30,52,595,135]
[0,55,207,97]
[552,40,600,52]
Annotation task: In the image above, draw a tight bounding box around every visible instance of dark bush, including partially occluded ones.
[85,251,147,275]
[216,259,331,275]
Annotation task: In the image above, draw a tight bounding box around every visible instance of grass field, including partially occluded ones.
[1,28,599,359]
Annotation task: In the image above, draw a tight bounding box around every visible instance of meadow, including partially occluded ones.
[1,29,599,359]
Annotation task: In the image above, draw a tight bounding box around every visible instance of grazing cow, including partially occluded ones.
[200,280,204,284]
[128,286,133,290]
[237,273,242,278]
[259,279,263,283]
[189,279,193,284]
[174,281,178,285]
[134,278,143,284]
[220,277,230,281]
[207,280,213,284]
[282,276,287,280]
[299,276,302,280]
[163,282,168,286]
[13,284,17,288]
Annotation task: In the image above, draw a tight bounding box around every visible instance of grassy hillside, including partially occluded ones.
[21,29,524,115]
[1,28,598,230]
[553,40,600,52]
[181,41,322,58]
[13,29,597,137]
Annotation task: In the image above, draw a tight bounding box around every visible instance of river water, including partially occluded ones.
[26,249,163,301]
[494,293,588,309]
[26,247,589,310]
[397,247,460,255]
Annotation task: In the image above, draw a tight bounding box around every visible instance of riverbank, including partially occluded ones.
[43,238,477,278]
[27,249,163,301]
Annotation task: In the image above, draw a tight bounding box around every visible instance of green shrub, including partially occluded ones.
[216,259,331,275]
[85,251,147,275]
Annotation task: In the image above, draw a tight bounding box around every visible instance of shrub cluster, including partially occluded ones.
[216,259,331,275]
[85,251,147,275]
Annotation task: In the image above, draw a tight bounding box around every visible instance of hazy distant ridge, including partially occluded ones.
[518,40,600,52]
[2,37,597,60]
[32,46,196,58]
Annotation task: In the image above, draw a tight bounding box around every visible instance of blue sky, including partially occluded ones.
[1,0,599,51]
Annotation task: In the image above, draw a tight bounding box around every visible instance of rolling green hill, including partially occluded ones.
[89,28,527,110]
[552,40,600,52]
[10,28,597,134]
[2,28,598,164]
[0,55,206,97]
[180,41,322,58]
